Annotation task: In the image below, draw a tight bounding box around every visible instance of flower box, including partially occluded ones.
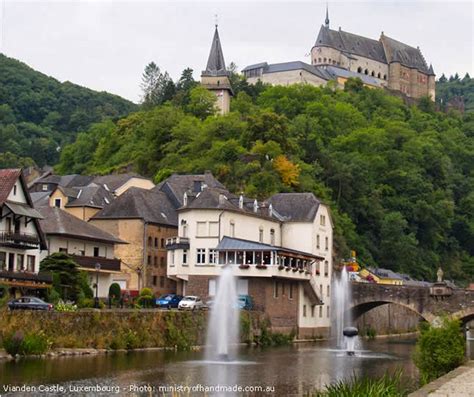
[292,268,298,272]
[278,265,285,270]
[299,269,304,273]
[239,264,250,269]
[256,264,267,269]
[285,267,291,271]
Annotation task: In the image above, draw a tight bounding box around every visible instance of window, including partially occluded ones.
[182,220,188,237]
[274,281,279,298]
[311,305,315,317]
[324,261,329,277]
[357,66,362,73]
[161,238,165,248]
[327,306,330,318]
[303,304,307,317]
[152,276,157,286]
[377,72,381,78]
[154,256,158,266]
[160,276,165,288]
[13,185,17,195]
[160,257,165,267]
[147,237,152,246]
[383,74,387,80]
[316,234,320,249]
[320,215,326,226]
[230,221,235,237]
[318,57,321,63]
[197,249,206,264]
[147,255,151,265]
[371,71,375,76]
[197,222,207,236]
[209,222,218,236]
[319,306,323,318]
[325,237,329,251]
[79,250,85,256]
[208,249,217,264]
[59,247,68,253]
[154,238,158,247]
[170,251,175,266]
[93,247,100,257]
[182,249,188,264]
[289,283,293,299]
[323,57,327,63]
[270,229,275,245]
[0,252,6,270]
[320,284,323,296]
[315,261,320,275]
[17,254,24,271]
[327,285,330,297]
[259,227,263,243]
[364,69,368,75]
[54,198,61,208]
[42,184,48,191]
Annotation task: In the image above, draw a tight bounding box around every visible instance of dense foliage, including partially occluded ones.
[413,318,465,384]
[0,54,136,167]
[57,80,474,283]
[436,73,474,112]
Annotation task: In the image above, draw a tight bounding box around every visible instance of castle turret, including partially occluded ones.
[201,25,233,115]
[428,64,436,100]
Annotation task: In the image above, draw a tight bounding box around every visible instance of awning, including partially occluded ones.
[216,236,324,260]
[4,202,43,219]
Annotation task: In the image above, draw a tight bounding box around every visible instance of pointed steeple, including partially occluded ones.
[325,4,330,28]
[428,63,435,76]
[203,25,229,77]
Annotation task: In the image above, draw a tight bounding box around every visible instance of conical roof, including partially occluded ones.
[202,26,229,77]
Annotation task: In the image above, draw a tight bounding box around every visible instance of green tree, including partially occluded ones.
[187,86,217,119]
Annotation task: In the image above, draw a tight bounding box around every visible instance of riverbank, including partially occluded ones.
[408,361,474,397]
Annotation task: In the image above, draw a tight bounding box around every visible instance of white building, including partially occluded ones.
[0,169,50,296]
[166,186,333,338]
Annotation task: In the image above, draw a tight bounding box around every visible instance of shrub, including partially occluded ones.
[313,371,408,397]
[77,297,95,308]
[108,283,122,306]
[365,326,376,339]
[2,330,51,356]
[138,288,154,308]
[55,300,78,312]
[413,318,465,384]
[254,318,294,347]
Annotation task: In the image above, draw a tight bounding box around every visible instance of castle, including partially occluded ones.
[202,10,436,115]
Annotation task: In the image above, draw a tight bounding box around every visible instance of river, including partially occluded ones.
[0,337,418,396]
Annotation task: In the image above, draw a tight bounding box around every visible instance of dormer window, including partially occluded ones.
[13,185,17,195]
[183,192,188,206]
[239,195,243,209]
[268,204,273,217]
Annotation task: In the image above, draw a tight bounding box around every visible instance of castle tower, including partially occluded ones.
[201,24,233,115]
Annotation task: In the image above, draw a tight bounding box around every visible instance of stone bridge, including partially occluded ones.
[351,283,474,325]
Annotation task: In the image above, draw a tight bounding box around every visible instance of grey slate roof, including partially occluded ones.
[315,25,387,64]
[268,193,320,222]
[202,26,229,77]
[381,35,429,73]
[30,192,50,207]
[64,185,115,209]
[38,206,125,244]
[92,187,177,227]
[155,172,225,208]
[36,174,94,188]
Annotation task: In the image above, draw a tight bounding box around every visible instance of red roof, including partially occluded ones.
[0,169,21,205]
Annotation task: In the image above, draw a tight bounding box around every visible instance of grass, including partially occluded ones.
[312,371,409,397]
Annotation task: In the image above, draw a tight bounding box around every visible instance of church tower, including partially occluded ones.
[201,24,233,115]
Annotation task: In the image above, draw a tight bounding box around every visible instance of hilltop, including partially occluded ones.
[56,80,474,284]
[0,54,137,167]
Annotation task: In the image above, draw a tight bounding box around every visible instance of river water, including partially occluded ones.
[0,337,418,396]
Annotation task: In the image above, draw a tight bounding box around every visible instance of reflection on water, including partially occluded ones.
[0,338,418,396]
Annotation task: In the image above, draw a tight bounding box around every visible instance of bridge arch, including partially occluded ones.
[448,308,474,325]
[350,299,431,323]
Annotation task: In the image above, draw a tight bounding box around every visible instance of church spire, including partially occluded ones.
[203,24,228,76]
[325,4,330,28]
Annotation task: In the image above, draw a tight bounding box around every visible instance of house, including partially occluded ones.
[29,173,155,221]
[165,186,334,338]
[89,188,178,296]
[38,206,127,298]
[0,169,51,296]
[359,267,404,285]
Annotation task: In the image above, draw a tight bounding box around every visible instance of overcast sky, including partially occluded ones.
[1,0,472,103]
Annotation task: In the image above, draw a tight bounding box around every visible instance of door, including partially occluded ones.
[8,253,14,272]
[6,218,11,233]
[14,219,20,234]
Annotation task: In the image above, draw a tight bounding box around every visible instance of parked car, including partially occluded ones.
[237,295,253,310]
[8,297,53,311]
[178,296,204,311]
[156,294,183,309]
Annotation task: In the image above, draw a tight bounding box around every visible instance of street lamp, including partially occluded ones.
[94,263,101,308]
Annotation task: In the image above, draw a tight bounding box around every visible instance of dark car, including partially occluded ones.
[8,296,53,311]
[155,294,183,309]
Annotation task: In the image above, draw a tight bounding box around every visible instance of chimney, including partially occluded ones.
[253,199,258,213]
[239,195,244,209]
[268,203,273,217]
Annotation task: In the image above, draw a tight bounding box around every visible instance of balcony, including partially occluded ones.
[71,255,121,272]
[0,270,52,288]
[166,236,190,250]
[0,231,41,249]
